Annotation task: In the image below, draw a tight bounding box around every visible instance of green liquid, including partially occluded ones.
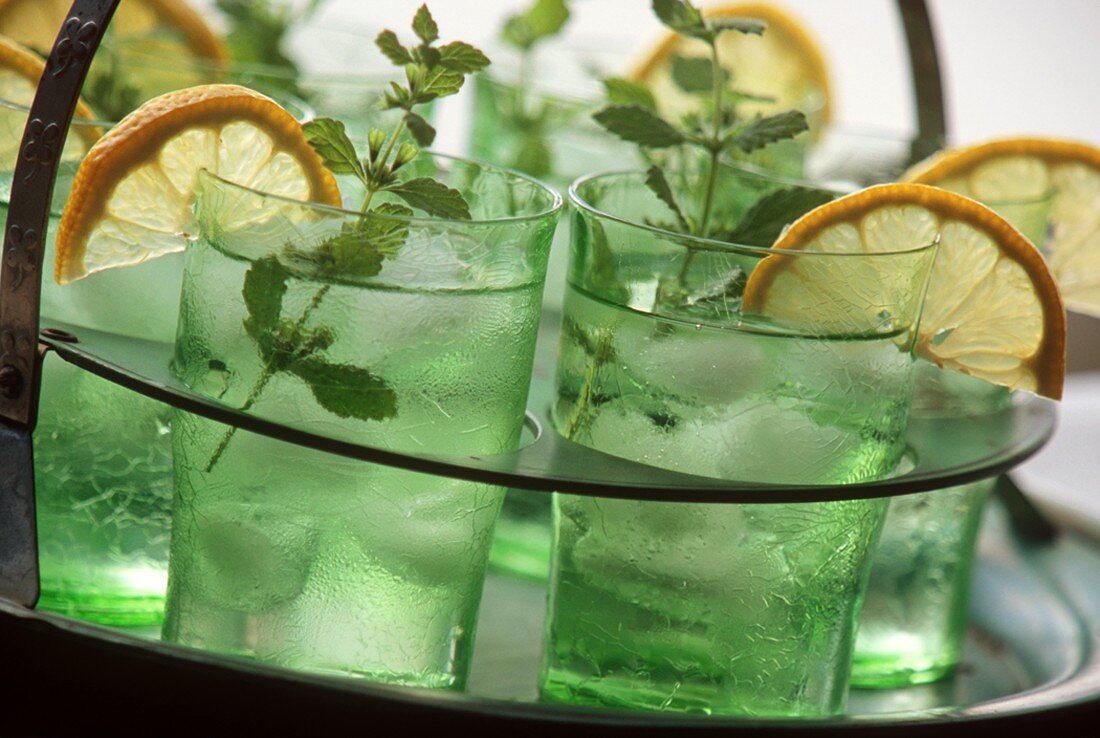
[539,284,911,716]
[34,359,174,626]
[163,238,543,688]
[850,480,991,687]
[1,178,180,626]
[852,366,1009,688]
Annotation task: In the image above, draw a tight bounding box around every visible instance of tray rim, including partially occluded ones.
[40,321,1058,504]
[3,500,1099,731]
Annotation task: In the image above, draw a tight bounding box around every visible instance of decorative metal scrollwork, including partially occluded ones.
[0,329,32,373]
[20,119,61,182]
[4,226,38,291]
[51,16,99,77]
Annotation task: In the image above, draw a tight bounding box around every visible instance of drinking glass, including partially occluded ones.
[468,45,637,580]
[538,168,938,715]
[852,367,1009,687]
[0,97,183,625]
[162,155,561,689]
[852,187,1054,687]
[4,84,315,625]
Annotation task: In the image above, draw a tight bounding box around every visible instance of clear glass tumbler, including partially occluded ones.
[0,98,182,625]
[538,169,938,715]
[162,155,561,689]
[851,187,1054,687]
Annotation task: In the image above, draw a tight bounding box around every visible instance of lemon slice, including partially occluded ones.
[742,183,1066,399]
[0,35,102,164]
[904,137,1100,318]
[0,0,227,64]
[55,84,340,284]
[631,2,830,125]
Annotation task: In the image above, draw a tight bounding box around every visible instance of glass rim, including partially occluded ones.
[567,168,940,259]
[0,89,316,130]
[0,95,116,128]
[718,159,851,197]
[480,67,829,119]
[107,38,400,88]
[806,124,1058,207]
[198,150,565,227]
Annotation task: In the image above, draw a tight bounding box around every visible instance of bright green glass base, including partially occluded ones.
[850,651,958,689]
[37,583,165,627]
[488,489,552,581]
[540,666,839,717]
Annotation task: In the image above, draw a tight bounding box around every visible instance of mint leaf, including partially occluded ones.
[515,135,552,178]
[216,0,303,90]
[671,55,729,94]
[710,16,766,35]
[420,67,466,100]
[602,77,656,110]
[285,203,411,280]
[289,358,397,421]
[645,165,690,232]
[593,105,685,148]
[382,80,412,110]
[652,0,710,41]
[386,178,471,220]
[302,118,366,180]
[726,89,777,106]
[730,110,809,153]
[412,4,439,44]
[83,57,143,122]
[414,44,442,68]
[676,267,748,318]
[437,41,490,73]
[320,233,385,278]
[404,111,437,147]
[502,0,570,50]
[365,202,416,254]
[375,29,412,65]
[724,186,836,246]
[242,256,290,357]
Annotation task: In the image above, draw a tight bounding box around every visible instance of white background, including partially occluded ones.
[277,0,1100,151]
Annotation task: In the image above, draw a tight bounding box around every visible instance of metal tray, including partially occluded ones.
[3,497,1098,735]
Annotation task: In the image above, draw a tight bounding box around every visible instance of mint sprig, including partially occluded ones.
[503,0,571,51]
[593,0,810,244]
[204,5,487,472]
[497,0,572,178]
[215,0,329,100]
[602,77,657,110]
[564,0,819,441]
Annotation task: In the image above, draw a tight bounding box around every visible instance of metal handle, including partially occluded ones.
[0,0,119,606]
[898,0,948,159]
[0,0,119,429]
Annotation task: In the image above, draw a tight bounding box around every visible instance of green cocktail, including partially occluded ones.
[5,84,322,625]
[0,98,180,625]
[852,189,1054,687]
[538,170,937,715]
[162,156,560,687]
[468,50,637,580]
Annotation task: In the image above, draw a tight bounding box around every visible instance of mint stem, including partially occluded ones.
[564,351,599,439]
[203,108,410,473]
[203,283,333,473]
[675,40,724,291]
